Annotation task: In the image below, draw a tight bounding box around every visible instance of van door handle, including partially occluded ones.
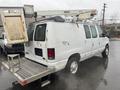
[92,43,94,47]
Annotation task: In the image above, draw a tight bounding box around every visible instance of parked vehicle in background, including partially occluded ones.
[0,33,24,54]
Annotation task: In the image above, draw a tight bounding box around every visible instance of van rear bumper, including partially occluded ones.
[25,54,68,72]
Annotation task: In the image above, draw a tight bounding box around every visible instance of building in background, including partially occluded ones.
[104,23,120,38]
[97,19,120,38]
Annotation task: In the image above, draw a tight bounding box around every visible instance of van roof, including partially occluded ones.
[31,21,99,26]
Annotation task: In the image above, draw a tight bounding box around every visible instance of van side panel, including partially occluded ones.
[47,22,85,64]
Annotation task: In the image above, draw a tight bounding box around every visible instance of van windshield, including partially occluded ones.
[34,24,46,41]
[27,23,35,41]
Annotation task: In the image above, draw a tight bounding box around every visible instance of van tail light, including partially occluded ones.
[47,48,55,60]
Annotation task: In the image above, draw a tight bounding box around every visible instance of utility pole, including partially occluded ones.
[102,3,107,27]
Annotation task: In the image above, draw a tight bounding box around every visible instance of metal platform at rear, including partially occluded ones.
[2,57,55,86]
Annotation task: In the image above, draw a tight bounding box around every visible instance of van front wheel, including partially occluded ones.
[65,57,79,74]
[102,45,109,58]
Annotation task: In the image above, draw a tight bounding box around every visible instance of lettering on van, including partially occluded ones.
[62,41,70,46]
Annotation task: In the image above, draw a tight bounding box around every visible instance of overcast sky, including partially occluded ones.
[0,0,120,19]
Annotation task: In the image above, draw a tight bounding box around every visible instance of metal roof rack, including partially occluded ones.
[1,9,96,23]
[33,9,97,23]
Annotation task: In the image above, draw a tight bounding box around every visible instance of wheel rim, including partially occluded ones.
[105,48,109,55]
[70,61,78,74]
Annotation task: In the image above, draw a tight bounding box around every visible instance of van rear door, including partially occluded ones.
[32,24,47,62]
[25,23,47,63]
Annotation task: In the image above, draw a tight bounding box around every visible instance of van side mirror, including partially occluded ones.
[102,33,106,37]
[102,33,110,38]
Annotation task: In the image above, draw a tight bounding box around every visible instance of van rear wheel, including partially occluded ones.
[102,45,109,58]
[65,57,79,74]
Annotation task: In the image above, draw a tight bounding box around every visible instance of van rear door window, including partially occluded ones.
[34,24,46,41]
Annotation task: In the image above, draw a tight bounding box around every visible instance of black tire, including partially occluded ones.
[65,57,79,74]
[102,45,109,58]
[0,46,3,54]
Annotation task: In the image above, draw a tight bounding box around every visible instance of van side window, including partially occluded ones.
[90,25,97,38]
[34,24,46,41]
[97,25,103,37]
[84,25,91,39]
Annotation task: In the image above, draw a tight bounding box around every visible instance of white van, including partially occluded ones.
[1,10,109,86]
[2,18,109,86]
[25,21,109,74]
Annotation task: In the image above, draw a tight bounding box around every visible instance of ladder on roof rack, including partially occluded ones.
[35,9,97,21]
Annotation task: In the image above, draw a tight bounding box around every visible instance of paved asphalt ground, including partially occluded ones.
[0,41,120,90]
